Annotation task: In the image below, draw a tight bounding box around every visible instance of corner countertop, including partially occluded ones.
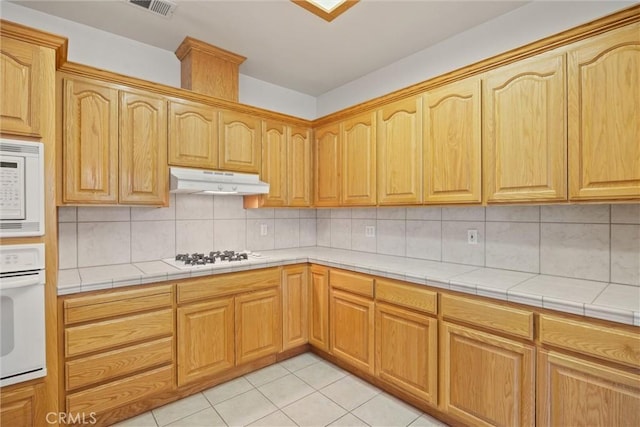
[58,247,640,327]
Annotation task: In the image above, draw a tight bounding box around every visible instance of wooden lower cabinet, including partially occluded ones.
[375,302,437,404]
[330,288,375,374]
[309,266,330,351]
[441,321,535,427]
[0,383,44,427]
[537,349,640,427]
[235,287,282,365]
[177,297,234,386]
[282,265,309,350]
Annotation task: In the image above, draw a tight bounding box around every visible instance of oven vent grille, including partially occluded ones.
[127,0,177,18]
[0,142,39,154]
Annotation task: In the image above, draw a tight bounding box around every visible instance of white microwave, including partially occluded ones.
[0,139,44,237]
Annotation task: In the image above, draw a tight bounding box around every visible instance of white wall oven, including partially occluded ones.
[0,243,46,387]
[0,138,44,237]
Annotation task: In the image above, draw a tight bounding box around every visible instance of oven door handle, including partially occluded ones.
[0,274,44,290]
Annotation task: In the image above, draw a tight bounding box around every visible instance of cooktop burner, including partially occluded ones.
[175,251,249,265]
[163,250,264,270]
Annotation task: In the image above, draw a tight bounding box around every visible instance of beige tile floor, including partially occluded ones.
[113,353,448,427]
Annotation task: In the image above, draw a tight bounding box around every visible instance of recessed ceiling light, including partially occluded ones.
[291,0,359,22]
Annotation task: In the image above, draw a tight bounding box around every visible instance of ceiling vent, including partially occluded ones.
[127,0,177,18]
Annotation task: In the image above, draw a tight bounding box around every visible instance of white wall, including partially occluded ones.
[239,74,316,120]
[316,1,636,117]
[0,1,317,119]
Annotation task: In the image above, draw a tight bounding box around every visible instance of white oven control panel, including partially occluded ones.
[0,244,45,274]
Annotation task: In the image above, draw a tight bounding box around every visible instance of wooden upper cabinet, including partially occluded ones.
[119,91,168,205]
[168,100,218,169]
[62,78,119,204]
[219,110,261,173]
[0,37,49,136]
[261,121,288,207]
[377,96,422,205]
[424,77,482,204]
[288,126,312,206]
[342,112,376,205]
[483,51,567,203]
[314,123,341,206]
[568,23,640,201]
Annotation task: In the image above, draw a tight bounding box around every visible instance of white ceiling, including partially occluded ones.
[10,0,529,96]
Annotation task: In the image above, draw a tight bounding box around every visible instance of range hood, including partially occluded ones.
[170,167,269,195]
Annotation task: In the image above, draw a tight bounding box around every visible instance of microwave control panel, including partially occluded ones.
[0,156,25,220]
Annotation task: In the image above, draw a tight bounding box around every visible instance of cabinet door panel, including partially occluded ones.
[235,288,281,365]
[424,77,481,203]
[288,126,312,206]
[377,97,422,204]
[538,349,640,427]
[219,111,261,173]
[63,78,119,204]
[568,23,640,200]
[314,124,341,206]
[119,91,168,205]
[342,112,376,205]
[282,266,309,350]
[309,266,330,351]
[261,121,287,206]
[0,38,46,136]
[375,303,437,404]
[0,384,44,427]
[442,322,534,427]
[484,52,566,202]
[330,289,374,374]
[168,100,218,169]
[177,298,234,386]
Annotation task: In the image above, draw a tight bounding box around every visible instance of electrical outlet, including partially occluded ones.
[467,229,478,245]
[260,223,268,236]
[365,226,375,238]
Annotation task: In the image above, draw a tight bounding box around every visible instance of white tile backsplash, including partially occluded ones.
[405,220,441,261]
[611,224,640,286]
[541,223,610,282]
[78,206,130,222]
[485,222,539,273]
[59,204,640,291]
[176,220,214,253]
[442,221,484,266]
[131,221,175,262]
[275,219,300,249]
[176,194,214,220]
[58,223,77,269]
[77,222,131,267]
[541,204,610,223]
[611,204,640,224]
[330,219,351,249]
[376,220,406,256]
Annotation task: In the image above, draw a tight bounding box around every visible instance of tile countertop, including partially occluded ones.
[57,247,640,327]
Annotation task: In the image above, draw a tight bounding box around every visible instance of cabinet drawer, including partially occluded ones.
[178,268,280,304]
[64,285,173,325]
[330,269,374,298]
[376,278,436,314]
[65,309,173,357]
[539,315,640,367]
[65,337,173,391]
[441,294,533,340]
[66,365,173,415]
